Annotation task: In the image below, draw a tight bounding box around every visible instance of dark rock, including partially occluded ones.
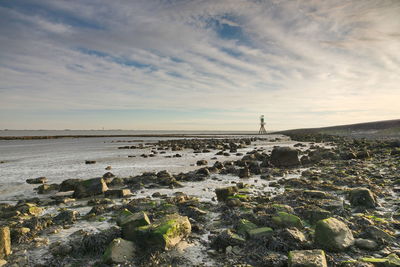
[215,186,238,201]
[196,160,208,166]
[85,160,96,164]
[271,147,300,167]
[105,189,132,198]
[26,177,47,184]
[73,178,108,198]
[349,188,378,208]
[54,210,79,224]
[59,179,83,192]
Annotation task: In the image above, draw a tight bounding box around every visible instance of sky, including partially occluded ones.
[0,0,399,131]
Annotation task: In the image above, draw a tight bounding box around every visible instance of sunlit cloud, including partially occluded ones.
[0,0,399,130]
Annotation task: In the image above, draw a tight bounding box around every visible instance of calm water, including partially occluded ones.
[0,130,257,137]
[0,134,284,202]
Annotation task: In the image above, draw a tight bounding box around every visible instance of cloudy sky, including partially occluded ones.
[0,0,399,131]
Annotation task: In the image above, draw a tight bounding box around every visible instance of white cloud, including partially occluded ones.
[0,0,399,130]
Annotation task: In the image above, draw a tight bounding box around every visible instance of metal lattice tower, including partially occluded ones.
[259,115,267,135]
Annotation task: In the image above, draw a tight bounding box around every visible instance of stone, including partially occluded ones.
[239,167,250,178]
[0,259,6,266]
[314,217,354,252]
[0,227,11,259]
[236,219,258,237]
[37,183,60,194]
[105,189,132,198]
[303,209,331,225]
[120,209,151,232]
[361,253,400,266]
[126,214,191,250]
[73,178,108,198]
[288,249,327,267]
[54,210,79,224]
[16,203,43,216]
[215,186,238,201]
[248,227,273,239]
[59,178,83,192]
[26,177,47,184]
[196,160,208,166]
[103,238,136,264]
[211,229,246,250]
[85,160,96,164]
[355,238,378,250]
[270,147,300,167]
[349,188,378,208]
[272,212,303,229]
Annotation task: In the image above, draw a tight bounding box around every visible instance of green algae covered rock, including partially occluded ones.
[248,227,273,239]
[314,217,354,252]
[126,214,191,250]
[288,249,327,267]
[361,253,400,266]
[120,210,151,241]
[215,186,238,201]
[272,212,303,229]
[236,219,258,237]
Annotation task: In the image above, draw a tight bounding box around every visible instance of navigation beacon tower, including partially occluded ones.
[258,115,267,135]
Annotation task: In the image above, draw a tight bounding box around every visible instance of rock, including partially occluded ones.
[103,238,136,264]
[360,253,400,266]
[0,259,6,266]
[215,186,238,201]
[16,203,43,216]
[103,172,115,179]
[211,229,246,250]
[236,219,258,237]
[127,214,191,250]
[26,177,47,184]
[314,217,354,252]
[366,226,395,243]
[272,212,303,229]
[271,147,300,167]
[54,210,79,224]
[248,227,273,239]
[105,189,132,198]
[355,238,378,250]
[288,249,327,267]
[196,160,208,166]
[85,160,96,164]
[59,178,83,192]
[303,209,331,225]
[349,188,378,208]
[37,183,60,194]
[239,167,250,178]
[0,227,11,259]
[120,210,151,236]
[73,178,108,198]
[303,190,332,199]
[105,166,112,170]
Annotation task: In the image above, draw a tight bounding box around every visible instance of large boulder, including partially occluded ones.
[288,249,327,267]
[103,238,136,264]
[59,179,83,192]
[349,188,377,208]
[314,218,354,252]
[73,178,108,198]
[125,214,191,250]
[271,147,300,167]
[0,227,11,259]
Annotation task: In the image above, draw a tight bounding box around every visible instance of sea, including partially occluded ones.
[0,130,285,202]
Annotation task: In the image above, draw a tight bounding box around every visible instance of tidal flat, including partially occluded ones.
[0,134,399,267]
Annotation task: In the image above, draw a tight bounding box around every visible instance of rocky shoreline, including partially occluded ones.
[1,135,400,266]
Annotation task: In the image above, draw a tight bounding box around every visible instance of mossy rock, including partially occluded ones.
[236,219,258,237]
[121,211,151,241]
[248,227,273,239]
[272,212,303,229]
[361,253,400,266]
[103,238,136,264]
[271,204,294,213]
[127,214,191,250]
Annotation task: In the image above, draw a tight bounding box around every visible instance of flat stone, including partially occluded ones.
[355,238,378,250]
[288,249,327,267]
[248,227,273,239]
[105,189,132,198]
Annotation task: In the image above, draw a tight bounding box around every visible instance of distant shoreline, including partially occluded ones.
[0,133,267,140]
